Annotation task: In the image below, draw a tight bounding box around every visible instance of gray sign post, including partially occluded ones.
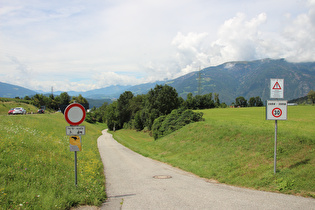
[64,103,86,186]
[267,79,287,174]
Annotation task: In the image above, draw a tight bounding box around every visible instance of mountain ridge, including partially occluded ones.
[1,58,315,105]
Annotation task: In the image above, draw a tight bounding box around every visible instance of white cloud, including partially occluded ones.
[212,12,267,62]
[92,72,140,87]
[1,0,315,92]
[281,0,315,62]
[170,13,268,76]
[170,4,315,77]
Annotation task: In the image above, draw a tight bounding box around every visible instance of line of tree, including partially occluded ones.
[21,92,89,111]
[308,90,315,105]
[233,96,264,107]
[87,84,222,132]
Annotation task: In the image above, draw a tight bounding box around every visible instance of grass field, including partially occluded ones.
[111,106,315,197]
[0,112,107,209]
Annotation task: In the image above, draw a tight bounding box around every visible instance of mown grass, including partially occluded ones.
[111,106,315,197]
[0,112,107,209]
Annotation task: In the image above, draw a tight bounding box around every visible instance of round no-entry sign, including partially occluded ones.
[64,103,86,126]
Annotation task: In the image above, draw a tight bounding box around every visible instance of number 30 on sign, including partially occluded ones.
[266,100,287,120]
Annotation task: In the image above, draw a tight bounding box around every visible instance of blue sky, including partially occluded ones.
[1,0,315,92]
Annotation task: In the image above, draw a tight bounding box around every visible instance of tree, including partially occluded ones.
[147,84,180,115]
[32,94,47,108]
[24,96,31,100]
[214,93,220,108]
[249,96,263,107]
[89,102,108,123]
[249,97,256,107]
[144,84,180,130]
[105,101,119,131]
[235,96,247,107]
[201,93,214,109]
[185,93,194,109]
[134,110,144,131]
[308,90,315,105]
[117,91,134,128]
[71,94,88,105]
[59,92,71,105]
[183,93,216,110]
[129,94,144,118]
[255,96,264,107]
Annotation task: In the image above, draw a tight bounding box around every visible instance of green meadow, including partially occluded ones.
[0,112,106,209]
[111,106,315,197]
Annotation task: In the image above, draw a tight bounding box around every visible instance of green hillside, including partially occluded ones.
[0,109,106,209]
[119,59,315,104]
[111,106,315,197]
[0,98,39,114]
[169,59,315,103]
[0,82,37,98]
[2,59,315,105]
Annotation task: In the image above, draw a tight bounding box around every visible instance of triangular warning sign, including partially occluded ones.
[273,81,281,90]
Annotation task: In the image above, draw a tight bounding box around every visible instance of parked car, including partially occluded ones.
[8,108,14,115]
[13,107,26,115]
[37,109,45,114]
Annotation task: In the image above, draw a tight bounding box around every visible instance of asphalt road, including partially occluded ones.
[97,130,314,210]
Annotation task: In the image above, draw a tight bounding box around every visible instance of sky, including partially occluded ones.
[1,0,315,92]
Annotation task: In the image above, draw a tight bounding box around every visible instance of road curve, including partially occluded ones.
[97,130,314,210]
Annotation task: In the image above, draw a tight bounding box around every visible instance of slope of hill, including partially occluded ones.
[107,58,315,104]
[165,58,315,104]
[82,85,132,99]
[0,82,37,98]
[1,59,315,104]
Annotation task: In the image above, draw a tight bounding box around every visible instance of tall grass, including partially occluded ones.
[111,106,315,197]
[0,113,106,209]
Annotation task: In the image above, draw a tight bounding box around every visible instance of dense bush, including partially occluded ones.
[152,108,204,140]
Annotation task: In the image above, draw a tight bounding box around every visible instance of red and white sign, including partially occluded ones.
[272,108,282,118]
[270,79,284,98]
[266,100,287,120]
[64,103,86,125]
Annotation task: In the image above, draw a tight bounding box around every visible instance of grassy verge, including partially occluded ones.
[0,113,107,209]
[111,106,314,197]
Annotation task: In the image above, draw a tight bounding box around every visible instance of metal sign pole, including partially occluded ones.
[274,120,277,174]
[75,151,78,186]
[65,103,86,187]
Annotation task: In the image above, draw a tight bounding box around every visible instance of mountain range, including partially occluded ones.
[1,58,315,106]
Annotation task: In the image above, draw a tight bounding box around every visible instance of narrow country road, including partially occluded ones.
[97,130,314,210]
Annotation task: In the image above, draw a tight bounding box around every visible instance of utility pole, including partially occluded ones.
[198,67,201,95]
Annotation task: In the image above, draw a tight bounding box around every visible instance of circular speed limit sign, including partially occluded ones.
[272,108,282,118]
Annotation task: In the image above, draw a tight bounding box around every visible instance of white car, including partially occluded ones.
[13,107,26,115]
